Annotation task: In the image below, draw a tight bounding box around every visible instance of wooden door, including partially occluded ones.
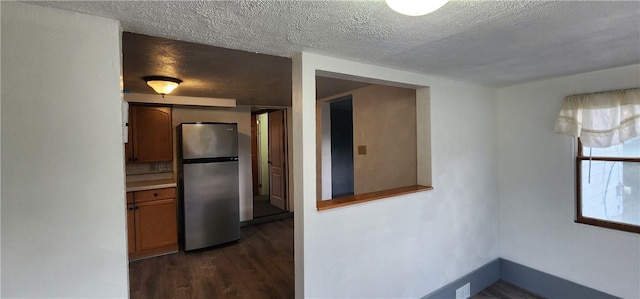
[251,114,260,195]
[268,110,286,210]
[135,198,178,251]
[131,106,173,162]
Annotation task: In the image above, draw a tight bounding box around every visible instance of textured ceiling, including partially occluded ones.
[31,0,640,105]
[122,32,292,106]
[122,32,369,106]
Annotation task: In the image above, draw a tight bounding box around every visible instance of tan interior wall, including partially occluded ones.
[352,85,417,194]
[317,84,417,197]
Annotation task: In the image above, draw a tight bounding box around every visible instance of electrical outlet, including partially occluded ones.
[455,283,470,299]
[357,145,367,155]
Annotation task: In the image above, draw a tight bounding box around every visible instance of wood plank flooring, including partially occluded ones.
[473,280,546,299]
[129,218,294,299]
[131,219,541,299]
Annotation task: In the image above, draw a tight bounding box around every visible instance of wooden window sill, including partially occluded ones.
[316,185,433,211]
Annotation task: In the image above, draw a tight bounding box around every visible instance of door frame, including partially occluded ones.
[252,108,290,212]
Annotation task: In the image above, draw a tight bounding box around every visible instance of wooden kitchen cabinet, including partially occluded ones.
[135,198,178,251]
[125,105,173,163]
[127,207,136,254]
[126,188,178,260]
[127,192,136,254]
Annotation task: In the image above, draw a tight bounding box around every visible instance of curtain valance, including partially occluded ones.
[554,88,640,148]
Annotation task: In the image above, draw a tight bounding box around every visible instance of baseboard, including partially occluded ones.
[421,258,501,299]
[422,258,619,299]
[240,212,293,227]
[501,259,620,299]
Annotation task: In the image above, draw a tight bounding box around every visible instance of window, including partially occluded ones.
[555,87,639,233]
[577,136,640,233]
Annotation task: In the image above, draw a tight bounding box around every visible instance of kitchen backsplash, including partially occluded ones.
[126,161,173,175]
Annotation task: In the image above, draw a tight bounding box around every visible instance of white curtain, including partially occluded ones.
[555,88,640,148]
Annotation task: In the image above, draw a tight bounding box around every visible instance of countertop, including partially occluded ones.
[126,178,177,192]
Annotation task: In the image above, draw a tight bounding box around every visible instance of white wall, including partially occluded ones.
[293,52,500,297]
[172,106,253,221]
[317,101,332,200]
[498,65,640,298]
[1,2,129,298]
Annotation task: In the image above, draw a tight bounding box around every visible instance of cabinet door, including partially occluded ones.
[127,203,136,254]
[124,110,134,163]
[131,106,173,162]
[135,198,178,251]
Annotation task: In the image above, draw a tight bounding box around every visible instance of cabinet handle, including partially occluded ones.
[154,193,158,197]
[128,207,134,211]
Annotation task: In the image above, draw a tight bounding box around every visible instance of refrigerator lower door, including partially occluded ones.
[183,160,240,251]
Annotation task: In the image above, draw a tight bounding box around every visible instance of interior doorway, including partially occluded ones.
[251,109,289,218]
[329,97,355,197]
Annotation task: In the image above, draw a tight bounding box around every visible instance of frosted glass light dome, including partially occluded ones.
[143,76,182,95]
[385,0,449,16]
[146,80,179,95]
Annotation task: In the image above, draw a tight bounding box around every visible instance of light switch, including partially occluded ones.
[358,145,367,155]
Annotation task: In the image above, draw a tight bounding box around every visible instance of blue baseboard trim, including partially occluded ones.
[421,258,501,299]
[501,259,620,299]
[422,258,619,299]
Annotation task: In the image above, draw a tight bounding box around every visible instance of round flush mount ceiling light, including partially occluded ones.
[143,76,182,97]
[385,0,449,16]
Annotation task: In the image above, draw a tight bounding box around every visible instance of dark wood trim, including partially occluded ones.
[252,108,281,115]
[577,156,640,162]
[577,138,583,156]
[576,216,640,234]
[317,185,433,211]
[251,114,259,196]
[577,137,640,161]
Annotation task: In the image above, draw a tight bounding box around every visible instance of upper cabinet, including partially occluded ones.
[126,105,173,163]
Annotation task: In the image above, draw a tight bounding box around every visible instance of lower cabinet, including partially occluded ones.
[135,199,178,251]
[127,187,178,260]
[127,192,136,254]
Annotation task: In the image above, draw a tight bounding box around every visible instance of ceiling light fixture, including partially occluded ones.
[143,76,182,97]
[385,0,449,16]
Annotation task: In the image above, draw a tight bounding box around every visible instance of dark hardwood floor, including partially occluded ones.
[131,219,541,299]
[129,218,294,299]
[473,280,546,299]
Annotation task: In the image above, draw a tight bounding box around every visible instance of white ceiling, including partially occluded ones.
[31,0,640,105]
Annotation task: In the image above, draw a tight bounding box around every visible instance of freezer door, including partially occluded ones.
[183,161,240,251]
[181,123,238,159]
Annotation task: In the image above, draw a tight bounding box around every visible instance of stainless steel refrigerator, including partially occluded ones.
[177,122,240,251]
